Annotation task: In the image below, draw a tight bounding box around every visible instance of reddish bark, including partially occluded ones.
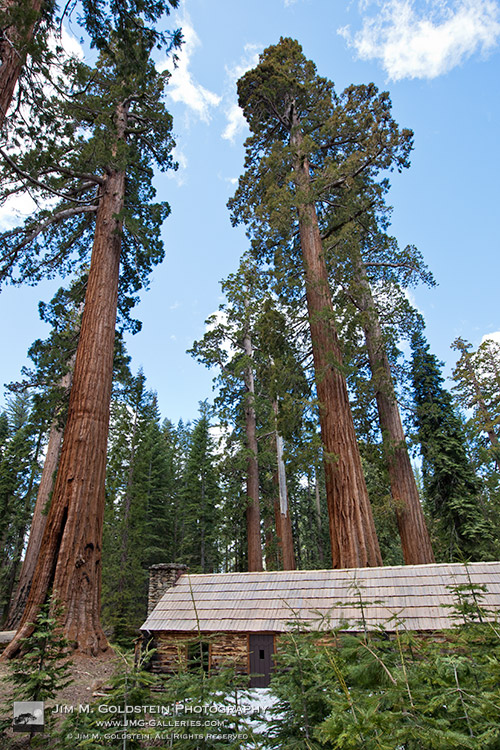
[5,373,70,629]
[3,142,126,657]
[291,112,382,569]
[313,468,325,566]
[0,0,44,126]
[243,325,263,572]
[354,254,434,564]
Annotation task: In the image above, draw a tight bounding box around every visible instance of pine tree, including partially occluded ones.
[411,328,496,561]
[178,403,221,573]
[102,373,179,643]
[0,394,42,622]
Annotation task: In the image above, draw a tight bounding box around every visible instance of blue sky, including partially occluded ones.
[1,0,499,423]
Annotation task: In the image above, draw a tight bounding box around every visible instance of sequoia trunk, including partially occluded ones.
[5,368,71,628]
[272,401,295,570]
[0,0,44,126]
[3,162,126,658]
[290,112,382,569]
[243,326,263,571]
[354,253,435,564]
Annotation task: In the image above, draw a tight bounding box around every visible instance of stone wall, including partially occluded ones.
[147,563,188,615]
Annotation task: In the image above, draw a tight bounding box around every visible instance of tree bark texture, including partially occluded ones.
[313,468,325,566]
[2,162,126,658]
[354,253,435,564]
[243,327,263,572]
[291,115,382,569]
[0,0,43,126]
[6,363,75,629]
[272,401,295,570]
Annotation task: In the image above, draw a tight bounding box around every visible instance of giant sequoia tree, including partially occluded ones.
[331,211,436,565]
[1,16,178,657]
[229,38,412,568]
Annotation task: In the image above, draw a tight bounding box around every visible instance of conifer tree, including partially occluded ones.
[103,372,177,643]
[411,328,496,561]
[190,255,265,571]
[2,9,179,657]
[178,403,221,573]
[0,0,47,128]
[452,336,500,467]
[0,394,42,621]
[0,0,181,129]
[229,38,412,567]
[5,280,83,629]
[253,301,310,570]
[348,233,434,564]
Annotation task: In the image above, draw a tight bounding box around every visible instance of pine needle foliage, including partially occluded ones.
[410,327,496,561]
[263,597,500,749]
[3,598,72,703]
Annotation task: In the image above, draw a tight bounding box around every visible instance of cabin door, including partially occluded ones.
[249,634,274,687]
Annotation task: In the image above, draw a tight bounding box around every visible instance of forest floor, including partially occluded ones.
[0,649,117,748]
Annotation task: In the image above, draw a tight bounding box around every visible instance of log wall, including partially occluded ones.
[151,631,252,674]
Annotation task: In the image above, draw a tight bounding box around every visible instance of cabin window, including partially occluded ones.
[187,641,210,673]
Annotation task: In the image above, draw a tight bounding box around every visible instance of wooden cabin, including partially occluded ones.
[141,561,500,687]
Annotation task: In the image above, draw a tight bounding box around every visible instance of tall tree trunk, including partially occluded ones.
[243,324,263,572]
[354,252,435,564]
[290,111,382,569]
[0,0,44,126]
[272,400,295,570]
[6,362,75,629]
[118,408,138,588]
[3,119,127,657]
[264,498,277,570]
[313,467,325,566]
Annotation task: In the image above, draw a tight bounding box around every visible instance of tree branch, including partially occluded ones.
[0,148,99,204]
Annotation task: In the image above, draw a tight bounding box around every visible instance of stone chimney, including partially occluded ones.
[147,563,188,615]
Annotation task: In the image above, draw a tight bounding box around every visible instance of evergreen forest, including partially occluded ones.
[0,1,499,747]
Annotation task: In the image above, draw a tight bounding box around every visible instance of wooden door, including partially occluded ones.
[249,633,274,687]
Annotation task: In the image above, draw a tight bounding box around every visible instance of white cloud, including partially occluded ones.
[481,331,500,345]
[0,193,44,231]
[57,26,85,60]
[166,146,188,185]
[222,43,262,142]
[159,15,221,122]
[339,0,500,80]
[222,103,247,142]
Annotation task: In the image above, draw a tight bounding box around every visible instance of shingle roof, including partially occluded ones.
[141,561,500,634]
